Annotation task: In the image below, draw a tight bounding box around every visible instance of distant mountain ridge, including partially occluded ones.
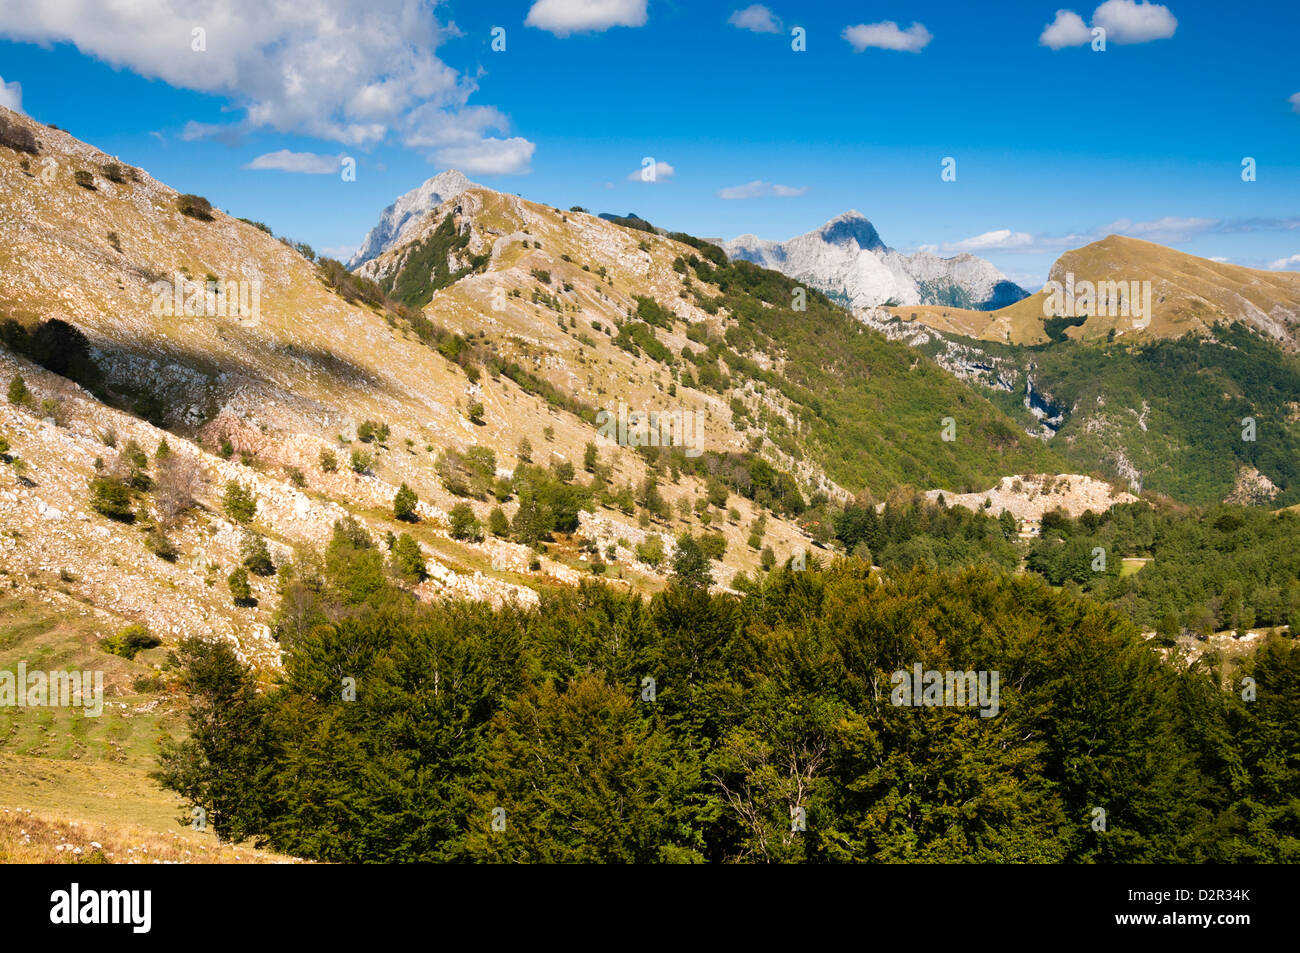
[721,211,1029,311]
[347,169,476,269]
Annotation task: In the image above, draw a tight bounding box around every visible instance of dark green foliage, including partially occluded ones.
[671,534,713,588]
[89,475,133,522]
[158,558,1298,863]
[223,480,257,523]
[615,320,673,364]
[5,318,104,393]
[227,566,253,605]
[391,532,427,582]
[104,623,161,659]
[73,169,95,189]
[950,324,1300,505]
[448,502,483,542]
[177,193,214,221]
[241,533,276,576]
[393,482,419,521]
[381,214,486,309]
[7,374,32,408]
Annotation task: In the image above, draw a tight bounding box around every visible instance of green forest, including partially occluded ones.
[154,514,1300,864]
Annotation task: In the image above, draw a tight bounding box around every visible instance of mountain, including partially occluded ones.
[860,236,1300,505]
[721,211,1029,311]
[346,169,476,269]
[887,235,1300,349]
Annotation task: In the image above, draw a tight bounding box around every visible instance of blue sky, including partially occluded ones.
[2,0,1299,288]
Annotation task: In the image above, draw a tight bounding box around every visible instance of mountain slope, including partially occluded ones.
[721,211,1028,311]
[359,190,1065,495]
[887,235,1300,349]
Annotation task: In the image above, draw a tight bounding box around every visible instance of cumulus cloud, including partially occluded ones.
[525,0,648,37]
[1039,10,1092,49]
[843,21,932,53]
[717,180,807,199]
[1268,253,1300,270]
[245,150,342,174]
[0,0,533,168]
[434,137,536,175]
[627,160,674,183]
[1093,0,1178,43]
[1041,1,1176,48]
[729,5,782,34]
[0,74,21,112]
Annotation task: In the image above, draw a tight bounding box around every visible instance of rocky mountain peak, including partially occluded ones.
[347,169,478,269]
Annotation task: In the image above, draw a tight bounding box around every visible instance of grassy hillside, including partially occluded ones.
[918,323,1300,505]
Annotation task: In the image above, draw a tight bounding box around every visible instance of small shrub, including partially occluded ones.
[144,525,178,561]
[7,375,33,409]
[241,533,275,576]
[319,448,338,472]
[488,506,510,537]
[350,449,372,474]
[90,476,133,522]
[0,114,39,155]
[467,402,485,425]
[101,162,126,184]
[73,170,95,190]
[393,482,419,522]
[635,535,666,568]
[177,193,214,221]
[222,480,257,523]
[448,502,483,542]
[227,567,253,605]
[103,623,161,660]
[391,532,427,583]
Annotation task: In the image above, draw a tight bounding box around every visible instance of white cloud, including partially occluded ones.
[627,160,674,183]
[1290,92,1300,113]
[0,74,21,113]
[729,5,782,34]
[1268,253,1300,270]
[1093,0,1177,43]
[1101,215,1215,242]
[525,0,648,37]
[1039,10,1092,49]
[945,229,1036,252]
[717,180,807,199]
[1208,256,1230,263]
[1041,1,1176,49]
[245,150,341,174]
[0,1,533,165]
[321,245,357,261]
[434,137,535,175]
[842,21,932,53]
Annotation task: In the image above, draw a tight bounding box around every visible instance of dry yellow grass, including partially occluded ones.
[0,802,301,864]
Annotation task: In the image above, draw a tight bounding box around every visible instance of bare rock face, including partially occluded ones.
[916,473,1138,529]
[1224,465,1280,505]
